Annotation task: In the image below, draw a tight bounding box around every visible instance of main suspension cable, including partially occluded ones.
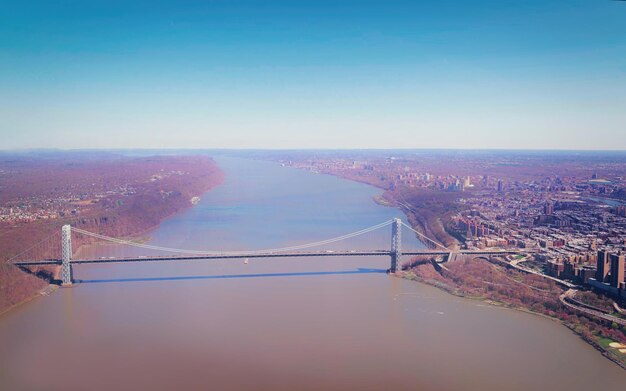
[401,221,449,250]
[7,231,60,264]
[71,219,393,256]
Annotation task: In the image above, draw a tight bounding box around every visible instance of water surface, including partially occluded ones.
[1,157,624,390]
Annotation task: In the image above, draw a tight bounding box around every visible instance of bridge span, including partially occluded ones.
[11,219,520,286]
[14,249,516,266]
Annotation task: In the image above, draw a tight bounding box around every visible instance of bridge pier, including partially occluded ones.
[390,218,402,273]
[60,225,73,286]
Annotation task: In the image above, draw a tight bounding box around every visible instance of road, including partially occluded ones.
[490,254,577,289]
[560,289,626,327]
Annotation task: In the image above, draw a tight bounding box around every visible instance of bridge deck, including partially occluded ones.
[13,250,518,266]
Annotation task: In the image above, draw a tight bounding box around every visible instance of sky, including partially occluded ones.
[1,0,625,150]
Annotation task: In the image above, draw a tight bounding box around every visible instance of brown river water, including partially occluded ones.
[1,156,624,390]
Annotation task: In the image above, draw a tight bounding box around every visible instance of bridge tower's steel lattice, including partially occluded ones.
[61,225,73,286]
[390,218,402,272]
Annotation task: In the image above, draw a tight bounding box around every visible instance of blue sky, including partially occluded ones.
[1,0,625,150]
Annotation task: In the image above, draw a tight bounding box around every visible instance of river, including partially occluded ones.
[1,156,624,390]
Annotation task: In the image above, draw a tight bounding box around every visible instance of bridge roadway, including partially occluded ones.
[14,249,518,266]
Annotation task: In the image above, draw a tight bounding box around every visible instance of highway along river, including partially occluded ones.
[1,156,625,390]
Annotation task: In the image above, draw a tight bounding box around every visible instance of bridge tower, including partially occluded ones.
[390,218,402,273]
[60,225,73,286]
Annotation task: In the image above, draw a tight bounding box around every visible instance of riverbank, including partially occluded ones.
[0,283,59,318]
[301,167,461,249]
[373,191,458,249]
[401,259,626,370]
[278,156,625,369]
[0,154,224,314]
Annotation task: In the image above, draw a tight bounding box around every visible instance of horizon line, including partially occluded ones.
[1,147,626,153]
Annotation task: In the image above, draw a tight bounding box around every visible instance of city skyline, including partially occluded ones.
[2,1,626,150]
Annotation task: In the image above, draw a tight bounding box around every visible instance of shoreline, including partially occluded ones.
[1,159,225,316]
[316,168,460,249]
[372,194,436,244]
[1,198,213,318]
[302,164,625,369]
[400,271,626,370]
[73,201,196,259]
[2,191,220,318]
[0,283,59,319]
[303,163,626,370]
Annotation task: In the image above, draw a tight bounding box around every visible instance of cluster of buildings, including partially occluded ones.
[0,185,137,225]
[392,172,474,192]
[589,251,626,300]
[0,196,80,223]
[451,187,625,291]
[279,154,626,299]
[287,157,481,192]
[0,167,195,226]
[448,177,626,299]
[0,205,64,223]
[596,251,625,288]
[543,249,626,299]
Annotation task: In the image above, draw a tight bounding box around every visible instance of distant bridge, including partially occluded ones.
[11,219,520,286]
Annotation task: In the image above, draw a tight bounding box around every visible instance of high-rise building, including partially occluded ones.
[596,250,611,283]
[497,180,503,192]
[609,253,625,288]
[544,202,554,215]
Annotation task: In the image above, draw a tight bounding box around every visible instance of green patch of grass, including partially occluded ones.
[597,337,614,349]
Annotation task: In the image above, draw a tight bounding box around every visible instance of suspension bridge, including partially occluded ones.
[10,218,518,286]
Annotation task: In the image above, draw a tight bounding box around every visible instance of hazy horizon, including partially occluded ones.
[2,147,626,153]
